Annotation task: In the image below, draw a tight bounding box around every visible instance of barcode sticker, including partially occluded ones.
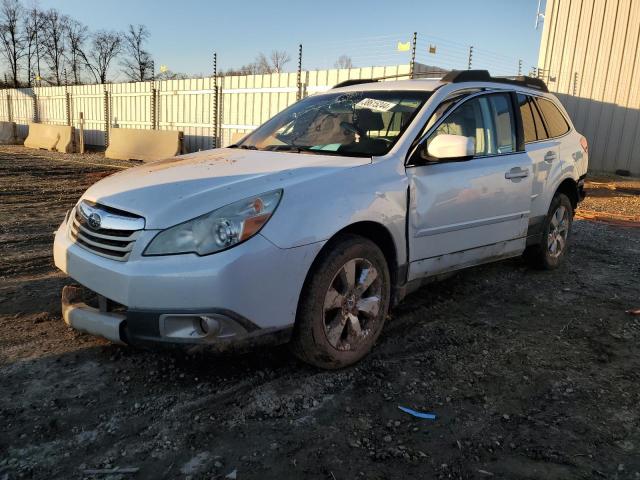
[355,98,397,112]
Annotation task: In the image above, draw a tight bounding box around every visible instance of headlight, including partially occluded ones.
[143,190,282,256]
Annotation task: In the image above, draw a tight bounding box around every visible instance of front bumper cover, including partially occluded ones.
[61,285,292,352]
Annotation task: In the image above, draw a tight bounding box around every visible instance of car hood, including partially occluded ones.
[82,148,370,229]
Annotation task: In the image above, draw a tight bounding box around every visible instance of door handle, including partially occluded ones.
[505,167,529,180]
[544,151,557,162]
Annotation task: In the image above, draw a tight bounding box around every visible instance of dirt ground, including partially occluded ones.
[1,146,639,480]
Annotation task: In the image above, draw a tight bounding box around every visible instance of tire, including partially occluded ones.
[290,234,391,369]
[524,193,573,270]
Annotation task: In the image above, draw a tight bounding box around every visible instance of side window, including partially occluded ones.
[518,93,549,142]
[518,93,538,143]
[489,94,516,153]
[418,89,482,138]
[425,93,516,158]
[536,97,570,137]
[530,98,548,140]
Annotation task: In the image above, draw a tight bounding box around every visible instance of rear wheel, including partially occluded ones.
[290,234,390,369]
[525,193,573,269]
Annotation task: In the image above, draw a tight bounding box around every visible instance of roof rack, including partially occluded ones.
[332,79,379,89]
[331,73,444,89]
[441,70,549,92]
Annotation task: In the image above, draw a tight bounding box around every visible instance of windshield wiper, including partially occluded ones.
[228,144,258,150]
[266,145,324,154]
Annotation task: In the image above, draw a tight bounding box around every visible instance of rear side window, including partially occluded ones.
[517,93,548,142]
[536,97,570,138]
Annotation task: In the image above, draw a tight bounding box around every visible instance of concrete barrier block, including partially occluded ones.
[0,121,17,144]
[105,128,183,162]
[24,123,74,152]
[230,131,248,145]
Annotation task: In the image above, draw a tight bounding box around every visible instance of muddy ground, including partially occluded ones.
[1,147,639,480]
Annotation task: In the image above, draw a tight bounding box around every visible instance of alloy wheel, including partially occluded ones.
[548,205,569,258]
[322,258,382,351]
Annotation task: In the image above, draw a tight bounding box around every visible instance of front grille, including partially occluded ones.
[69,201,144,261]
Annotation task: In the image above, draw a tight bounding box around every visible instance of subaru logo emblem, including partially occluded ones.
[87,212,102,229]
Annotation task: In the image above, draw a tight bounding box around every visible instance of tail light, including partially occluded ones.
[580,136,588,154]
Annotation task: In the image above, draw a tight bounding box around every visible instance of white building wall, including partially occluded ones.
[538,0,640,175]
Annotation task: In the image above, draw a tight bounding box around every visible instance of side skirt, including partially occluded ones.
[407,237,526,281]
[395,238,525,303]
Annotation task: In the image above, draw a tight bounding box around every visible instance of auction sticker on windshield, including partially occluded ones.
[355,98,397,112]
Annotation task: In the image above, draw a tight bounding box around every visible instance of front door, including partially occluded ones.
[407,92,533,280]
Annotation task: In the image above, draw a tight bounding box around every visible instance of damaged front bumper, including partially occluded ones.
[62,285,126,345]
[61,285,292,352]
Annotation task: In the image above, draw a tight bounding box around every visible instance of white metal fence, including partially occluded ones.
[0,63,439,153]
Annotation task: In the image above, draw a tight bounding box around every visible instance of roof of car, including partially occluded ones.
[330,70,550,96]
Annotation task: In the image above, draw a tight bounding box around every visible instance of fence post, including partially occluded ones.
[103,88,109,147]
[218,75,224,147]
[64,68,71,126]
[212,52,218,148]
[6,91,12,123]
[467,46,474,70]
[32,90,38,123]
[150,86,157,130]
[296,44,303,101]
[410,32,417,79]
[79,112,85,154]
[150,60,157,131]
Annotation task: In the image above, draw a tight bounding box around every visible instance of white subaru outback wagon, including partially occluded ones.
[54,70,588,368]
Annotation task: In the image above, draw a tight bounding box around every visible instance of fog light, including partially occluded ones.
[198,315,221,336]
[159,313,248,341]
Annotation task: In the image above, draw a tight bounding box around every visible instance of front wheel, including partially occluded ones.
[290,234,391,369]
[525,193,573,269]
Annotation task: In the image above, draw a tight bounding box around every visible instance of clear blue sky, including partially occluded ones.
[39,0,545,77]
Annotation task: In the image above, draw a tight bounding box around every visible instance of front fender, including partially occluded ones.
[260,159,408,263]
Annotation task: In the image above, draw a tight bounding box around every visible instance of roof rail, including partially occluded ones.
[442,69,549,92]
[332,79,379,89]
[331,72,445,89]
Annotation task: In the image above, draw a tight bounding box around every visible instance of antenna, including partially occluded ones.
[535,0,545,29]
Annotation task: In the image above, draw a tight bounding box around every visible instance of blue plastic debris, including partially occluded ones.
[398,405,437,420]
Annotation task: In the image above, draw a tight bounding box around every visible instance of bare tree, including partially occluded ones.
[81,30,121,84]
[65,19,87,84]
[156,68,188,80]
[254,52,271,73]
[23,5,43,86]
[334,55,353,69]
[225,50,292,76]
[41,9,68,85]
[224,63,260,76]
[121,24,152,82]
[269,50,290,73]
[252,50,291,74]
[0,0,24,87]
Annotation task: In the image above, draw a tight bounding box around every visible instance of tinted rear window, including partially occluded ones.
[518,93,549,143]
[517,94,537,143]
[536,98,570,138]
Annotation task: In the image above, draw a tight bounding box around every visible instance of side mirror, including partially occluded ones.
[426,134,474,161]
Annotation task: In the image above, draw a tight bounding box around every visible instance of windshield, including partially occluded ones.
[234,90,432,157]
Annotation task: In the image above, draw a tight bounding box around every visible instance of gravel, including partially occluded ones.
[1,147,639,479]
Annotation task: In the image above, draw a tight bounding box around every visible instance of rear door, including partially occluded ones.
[518,94,568,219]
[406,91,533,279]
